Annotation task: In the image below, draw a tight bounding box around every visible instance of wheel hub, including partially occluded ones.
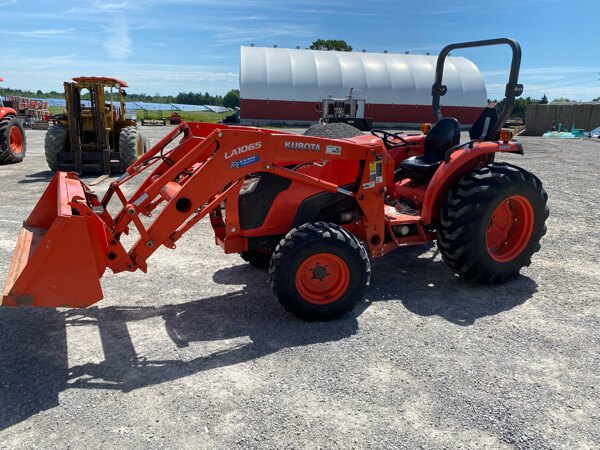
[295,253,350,305]
[9,126,23,154]
[310,263,329,281]
[486,195,534,262]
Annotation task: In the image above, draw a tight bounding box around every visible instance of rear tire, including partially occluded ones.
[437,162,549,283]
[44,124,68,171]
[119,126,144,169]
[0,116,26,164]
[269,222,370,321]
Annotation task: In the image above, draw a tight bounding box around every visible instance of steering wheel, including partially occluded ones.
[371,129,409,149]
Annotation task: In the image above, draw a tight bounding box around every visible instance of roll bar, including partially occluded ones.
[431,38,523,137]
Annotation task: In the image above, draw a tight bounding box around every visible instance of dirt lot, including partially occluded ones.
[1,127,599,449]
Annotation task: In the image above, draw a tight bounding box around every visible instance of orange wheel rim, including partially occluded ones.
[486,195,534,262]
[295,253,350,305]
[9,126,23,154]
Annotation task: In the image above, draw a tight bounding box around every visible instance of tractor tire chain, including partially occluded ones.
[437,162,548,283]
[269,222,370,321]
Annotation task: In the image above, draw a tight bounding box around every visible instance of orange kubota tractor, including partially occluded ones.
[1,39,548,320]
[0,76,27,164]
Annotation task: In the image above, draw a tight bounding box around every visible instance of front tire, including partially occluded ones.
[0,116,26,164]
[437,162,549,283]
[119,126,144,169]
[44,124,68,171]
[269,222,370,321]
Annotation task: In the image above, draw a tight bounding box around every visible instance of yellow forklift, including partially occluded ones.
[45,77,146,174]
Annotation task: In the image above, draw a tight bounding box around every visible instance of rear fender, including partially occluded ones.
[0,108,17,120]
[421,140,524,224]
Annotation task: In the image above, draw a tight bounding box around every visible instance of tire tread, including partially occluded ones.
[437,162,549,283]
[269,222,370,320]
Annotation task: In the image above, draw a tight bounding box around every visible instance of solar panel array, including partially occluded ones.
[204,105,231,113]
[170,103,211,112]
[1,97,233,113]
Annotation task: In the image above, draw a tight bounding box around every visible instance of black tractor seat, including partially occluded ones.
[469,107,498,141]
[400,117,460,179]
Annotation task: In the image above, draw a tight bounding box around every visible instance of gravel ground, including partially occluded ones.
[303,122,364,138]
[0,127,599,449]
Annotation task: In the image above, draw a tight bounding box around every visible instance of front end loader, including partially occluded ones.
[45,77,146,174]
[2,39,548,320]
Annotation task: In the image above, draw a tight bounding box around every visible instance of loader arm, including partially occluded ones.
[2,122,391,308]
[103,123,389,272]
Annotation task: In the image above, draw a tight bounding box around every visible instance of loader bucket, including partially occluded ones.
[2,172,109,308]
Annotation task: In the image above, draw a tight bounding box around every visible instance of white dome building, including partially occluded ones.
[240,46,487,127]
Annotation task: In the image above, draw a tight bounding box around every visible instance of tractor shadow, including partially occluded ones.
[0,264,357,430]
[0,246,537,429]
[367,244,538,326]
[17,170,54,183]
[18,171,115,185]
[0,308,68,431]
[64,278,358,393]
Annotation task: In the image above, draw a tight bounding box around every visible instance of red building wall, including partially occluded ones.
[241,99,483,126]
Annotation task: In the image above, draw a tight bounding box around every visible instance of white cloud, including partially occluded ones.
[94,0,128,9]
[0,52,239,95]
[12,28,75,37]
[104,21,133,59]
[212,24,316,45]
[67,0,132,14]
[483,66,600,78]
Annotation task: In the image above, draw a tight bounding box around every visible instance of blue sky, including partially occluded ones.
[1,0,599,101]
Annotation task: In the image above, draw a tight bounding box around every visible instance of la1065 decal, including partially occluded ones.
[224,142,262,159]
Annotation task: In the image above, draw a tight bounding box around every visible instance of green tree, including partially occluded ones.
[495,96,542,120]
[222,89,240,108]
[0,84,235,106]
[309,39,352,51]
[540,94,548,104]
[552,97,573,102]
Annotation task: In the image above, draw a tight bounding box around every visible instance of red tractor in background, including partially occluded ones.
[1,39,549,321]
[169,111,183,125]
[0,76,27,164]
